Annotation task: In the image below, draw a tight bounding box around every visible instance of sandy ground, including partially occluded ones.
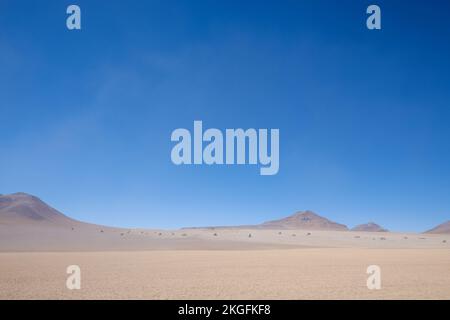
[1,224,449,251]
[0,248,449,299]
[1,225,449,299]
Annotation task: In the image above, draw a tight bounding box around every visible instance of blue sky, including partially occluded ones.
[1,0,449,232]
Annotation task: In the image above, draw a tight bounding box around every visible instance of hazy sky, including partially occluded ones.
[1,0,449,231]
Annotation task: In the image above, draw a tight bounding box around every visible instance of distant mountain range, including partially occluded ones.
[0,192,82,227]
[425,221,450,234]
[351,222,388,232]
[260,210,348,230]
[0,192,449,234]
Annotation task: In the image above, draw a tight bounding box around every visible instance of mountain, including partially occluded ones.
[0,192,81,227]
[424,221,450,234]
[260,210,348,231]
[351,222,387,232]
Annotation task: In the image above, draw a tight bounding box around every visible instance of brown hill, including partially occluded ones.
[424,221,450,234]
[0,192,81,227]
[351,222,388,232]
[260,210,348,231]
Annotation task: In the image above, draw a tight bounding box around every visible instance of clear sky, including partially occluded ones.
[1,0,449,232]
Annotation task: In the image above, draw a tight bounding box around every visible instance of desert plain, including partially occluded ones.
[1,193,449,299]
